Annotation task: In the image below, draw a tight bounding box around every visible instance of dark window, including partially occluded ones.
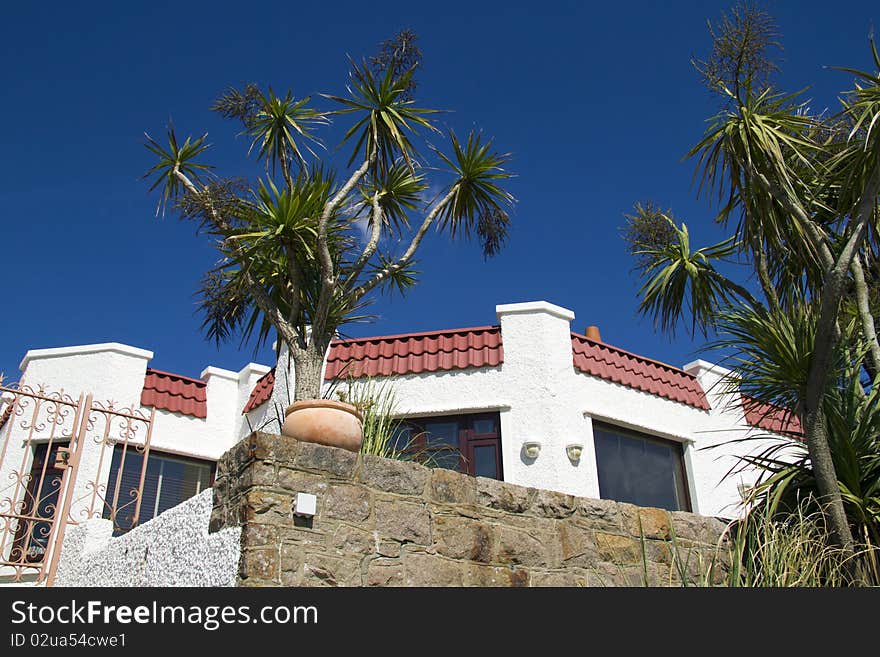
[14,442,66,563]
[393,412,503,480]
[104,447,214,534]
[592,422,690,512]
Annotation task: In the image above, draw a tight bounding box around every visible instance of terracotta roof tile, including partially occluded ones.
[324,326,504,381]
[741,395,803,437]
[242,326,504,414]
[141,368,207,419]
[242,327,711,415]
[243,368,276,414]
[571,333,711,410]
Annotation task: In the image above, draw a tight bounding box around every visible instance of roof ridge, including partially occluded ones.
[145,368,207,387]
[330,325,500,346]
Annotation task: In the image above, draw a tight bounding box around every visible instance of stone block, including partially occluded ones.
[358,455,428,496]
[211,476,229,505]
[240,547,279,582]
[366,559,405,586]
[590,561,648,587]
[429,468,477,505]
[208,506,227,534]
[241,491,294,526]
[218,439,255,478]
[239,462,277,488]
[636,507,672,540]
[432,516,495,562]
[278,524,327,552]
[281,554,361,587]
[476,477,534,513]
[670,511,728,546]
[643,539,673,565]
[402,552,464,586]
[618,504,673,540]
[280,544,304,574]
[377,541,400,558]
[530,488,576,518]
[595,532,642,565]
[323,484,371,523]
[576,497,624,532]
[276,469,330,497]
[463,563,529,587]
[294,442,358,478]
[330,525,374,556]
[375,499,431,545]
[558,519,598,567]
[248,432,300,464]
[497,526,555,567]
[242,523,278,549]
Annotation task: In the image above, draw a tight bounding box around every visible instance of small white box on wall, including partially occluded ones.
[294,492,317,517]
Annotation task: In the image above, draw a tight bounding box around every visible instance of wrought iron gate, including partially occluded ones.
[0,383,154,586]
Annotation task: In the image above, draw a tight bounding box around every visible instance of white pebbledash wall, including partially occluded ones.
[53,489,240,587]
[10,300,790,523]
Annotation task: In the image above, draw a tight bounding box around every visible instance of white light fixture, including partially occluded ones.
[566,443,584,462]
[522,441,542,459]
[294,492,317,517]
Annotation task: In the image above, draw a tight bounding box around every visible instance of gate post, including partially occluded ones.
[44,394,92,587]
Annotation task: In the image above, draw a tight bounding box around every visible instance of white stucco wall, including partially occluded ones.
[682,359,802,517]
[6,300,798,530]
[312,302,795,518]
[6,344,269,533]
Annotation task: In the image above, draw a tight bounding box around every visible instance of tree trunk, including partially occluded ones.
[850,255,880,377]
[755,246,781,312]
[290,339,328,401]
[802,406,855,553]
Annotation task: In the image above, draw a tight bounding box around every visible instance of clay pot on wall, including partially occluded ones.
[281,400,364,452]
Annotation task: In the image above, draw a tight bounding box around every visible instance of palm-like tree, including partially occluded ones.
[144,35,514,401]
[625,4,880,561]
[711,306,880,574]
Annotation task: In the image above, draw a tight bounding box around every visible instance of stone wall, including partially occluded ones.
[56,489,240,587]
[210,433,730,587]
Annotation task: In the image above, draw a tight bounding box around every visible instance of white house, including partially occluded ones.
[1,299,799,558]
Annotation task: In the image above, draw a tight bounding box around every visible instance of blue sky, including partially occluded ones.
[1,0,878,381]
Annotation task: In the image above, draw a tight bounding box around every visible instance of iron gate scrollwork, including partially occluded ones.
[0,382,154,585]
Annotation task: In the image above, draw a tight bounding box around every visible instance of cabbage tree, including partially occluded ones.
[144,33,514,401]
[625,4,880,559]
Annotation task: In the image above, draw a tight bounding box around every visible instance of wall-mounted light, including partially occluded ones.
[566,443,584,462]
[522,441,542,459]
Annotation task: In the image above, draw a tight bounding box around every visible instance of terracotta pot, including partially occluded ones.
[281,400,364,452]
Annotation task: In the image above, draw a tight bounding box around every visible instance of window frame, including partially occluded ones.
[591,420,692,512]
[396,412,504,480]
[103,446,216,533]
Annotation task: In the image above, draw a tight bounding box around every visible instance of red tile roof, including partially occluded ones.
[741,395,803,437]
[325,325,504,380]
[243,326,711,414]
[243,368,276,414]
[141,368,207,419]
[242,326,504,413]
[571,333,711,410]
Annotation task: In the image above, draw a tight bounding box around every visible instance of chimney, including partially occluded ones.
[585,325,602,342]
